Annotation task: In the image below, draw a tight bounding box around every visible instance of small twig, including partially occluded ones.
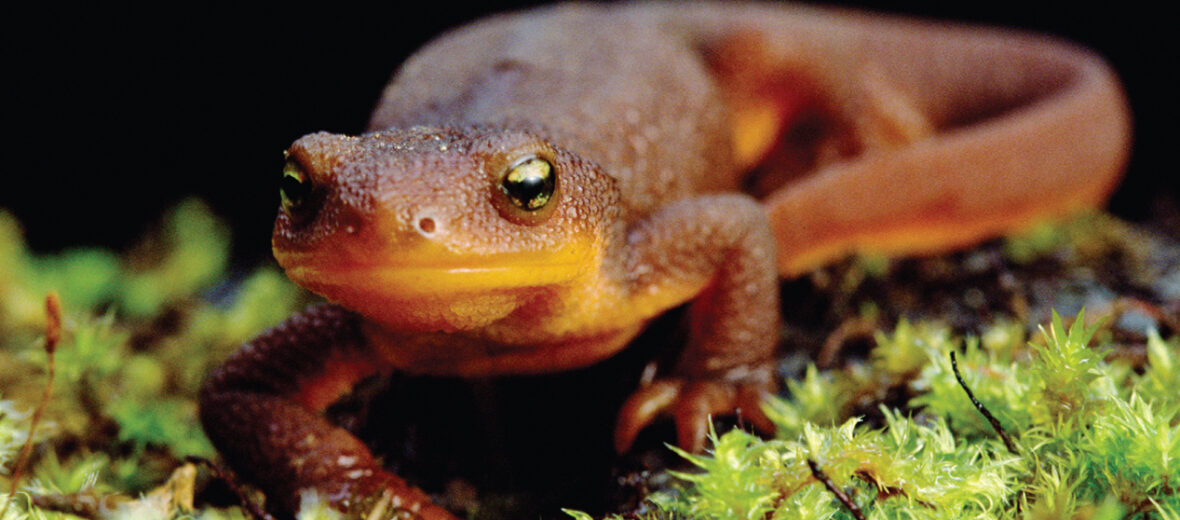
[853,470,935,509]
[949,351,1019,455]
[2,293,62,519]
[817,314,879,369]
[807,458,865,520]
[185,456,275,520]
[31,490,123,519]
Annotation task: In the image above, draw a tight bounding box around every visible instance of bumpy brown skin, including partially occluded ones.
[200,2,1130,518]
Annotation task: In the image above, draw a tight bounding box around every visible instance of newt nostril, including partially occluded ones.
[417,217,436,234]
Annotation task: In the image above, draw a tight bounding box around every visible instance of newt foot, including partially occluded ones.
[613,373,776,454]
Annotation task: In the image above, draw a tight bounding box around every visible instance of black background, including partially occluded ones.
[3,2,1168,263]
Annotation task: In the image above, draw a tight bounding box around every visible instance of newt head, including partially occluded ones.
[272,126,621,332]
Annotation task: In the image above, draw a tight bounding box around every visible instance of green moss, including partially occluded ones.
[628,310,1180,519]
[26,450,115,496]
[117,199,230,317]
[107,397,214,458]
[764,363,857,436]
[0,200,308,519]
[653,414,1017,519]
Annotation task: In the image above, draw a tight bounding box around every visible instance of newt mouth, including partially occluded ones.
[282,259,589,296]
[275,246,597,331]
[275,241,597,298]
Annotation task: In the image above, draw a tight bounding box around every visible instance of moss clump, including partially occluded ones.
[1,200,310,518]
[605,311,1179,519]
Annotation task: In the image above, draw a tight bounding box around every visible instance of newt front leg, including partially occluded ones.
[614,194,780,453]
[199,305,455,519]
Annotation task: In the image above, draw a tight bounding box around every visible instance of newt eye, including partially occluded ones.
[499,156,555,211]
[280,159,310,211]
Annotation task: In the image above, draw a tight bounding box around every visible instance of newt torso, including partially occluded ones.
[201,3,1130,518]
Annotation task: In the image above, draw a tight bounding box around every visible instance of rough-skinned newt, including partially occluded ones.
[199,2,1130,518]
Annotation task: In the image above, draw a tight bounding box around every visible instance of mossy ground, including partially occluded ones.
[1,204,1178,519]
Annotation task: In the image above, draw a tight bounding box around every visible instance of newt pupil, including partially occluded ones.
[501,156,555,210]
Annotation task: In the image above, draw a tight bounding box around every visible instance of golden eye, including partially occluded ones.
[500,156,555,211]
[280,158,310,211]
